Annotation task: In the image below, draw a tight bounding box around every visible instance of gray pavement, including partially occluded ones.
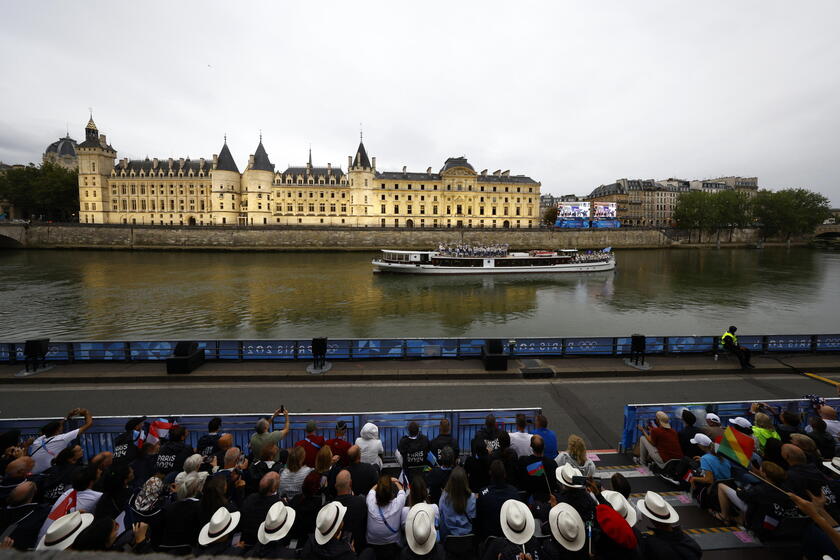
[2,370,838,449]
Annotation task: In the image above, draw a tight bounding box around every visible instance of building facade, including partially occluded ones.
[586,178,688,227]
[76,119,541,228]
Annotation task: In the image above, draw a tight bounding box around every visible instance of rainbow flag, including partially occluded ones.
[527,460,546,477]
[717,426,755,467]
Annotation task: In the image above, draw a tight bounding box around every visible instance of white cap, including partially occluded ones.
[730,417,752,429]
[705,413,720,424]
[689,433,712,447]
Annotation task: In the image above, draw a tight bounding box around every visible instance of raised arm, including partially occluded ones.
[76,408,94,435]
[275,409,291,439]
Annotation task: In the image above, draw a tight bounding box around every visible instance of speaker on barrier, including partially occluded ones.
[481,338,508,371]
[166,341,205,374]
[23,338,49,372]
[307,337,331,374]
[630,334,646,365]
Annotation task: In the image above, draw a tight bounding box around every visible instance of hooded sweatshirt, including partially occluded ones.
[355,423,384,468]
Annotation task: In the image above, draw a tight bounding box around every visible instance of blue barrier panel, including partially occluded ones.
[13,342,72,361]
[514,338,564,356]
[0,344,9,362]
[458,339,486,358]
[243,340,297,360]
[404,339,463,358]
[616,337,666,354]
[129,341,176,361]
[666,336,714,353]
[737,336,763,352]
[817,335,840,351]
[72,342,127,360]
[564,337,613,355]
[766,335,812,352]
[218,341,241,360]
[353,339,405,359]
[197,341,219,360]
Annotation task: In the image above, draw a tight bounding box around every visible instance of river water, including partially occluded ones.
[0,248,838,341]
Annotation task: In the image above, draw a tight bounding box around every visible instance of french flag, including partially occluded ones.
[762,515,779,530]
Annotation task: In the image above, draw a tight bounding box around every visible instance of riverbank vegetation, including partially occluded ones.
[674,188,831,244]
[0,162,78,221]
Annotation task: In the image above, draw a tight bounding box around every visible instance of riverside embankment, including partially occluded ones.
[0,223,811,251]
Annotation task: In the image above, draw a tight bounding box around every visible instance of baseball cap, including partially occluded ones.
[705,413,720,424]
[730,417,752,429]
[689,433,712,447]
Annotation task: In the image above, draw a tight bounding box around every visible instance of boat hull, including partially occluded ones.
[372,259,615,275]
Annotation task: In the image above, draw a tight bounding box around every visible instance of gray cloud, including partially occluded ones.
[1,0,838,204]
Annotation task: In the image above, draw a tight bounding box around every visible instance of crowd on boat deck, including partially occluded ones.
[573,251,612,263]
[436,243,509,257]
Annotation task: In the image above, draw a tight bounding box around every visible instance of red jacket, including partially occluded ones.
[325,437,352,466]
[295,435,326,467]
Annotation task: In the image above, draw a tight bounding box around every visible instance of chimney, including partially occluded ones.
[493,169,501,176]
[248,154,255,168]
[152,158,158,169]
[481,169,488,176]
[99,134,107,144]
[199,158,205,169]
[179,158,185,168]
[348,156,352,169]
[371,156,376,170]
[168,158,174,169]
[402,165,407,174]
[327,162,332,172]
[426,167,432,174]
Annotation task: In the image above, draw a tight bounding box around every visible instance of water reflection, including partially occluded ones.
[0,248,835,340]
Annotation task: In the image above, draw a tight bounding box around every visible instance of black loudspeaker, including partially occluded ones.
[167,342,205,374]
[630,334,646,365]
[312,338,328,369]
[173,341,198,356]
[486,339,505,354]
[24,338,49,372]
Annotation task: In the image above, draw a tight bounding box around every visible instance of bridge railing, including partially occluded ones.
[2,334,838,364]
[620,397,840,452]
[0,407,541,462]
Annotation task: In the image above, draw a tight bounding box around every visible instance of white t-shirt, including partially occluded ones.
[29,429,80,474]
[38,488,103,542]
[365,488,406,545]
[356,437,385,468]
[509,431,532,458]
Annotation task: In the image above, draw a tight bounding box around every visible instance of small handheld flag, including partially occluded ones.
[717,426,755,468]
[527,460,546,477]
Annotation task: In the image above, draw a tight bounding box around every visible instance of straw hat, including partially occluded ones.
[500,499,535,545]
[547,503,585,551]
[823,457,840,476]
[602,490,637,527]
[314,501,347,545]
[37,511,94,551]
[258,502,296,545]
[556,464,584,488]
[636,491,679,524]
[405,503,437,555]
[198,506,241,546]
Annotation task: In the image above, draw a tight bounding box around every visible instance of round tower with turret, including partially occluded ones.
[210,139,242,225]
[241,137,275,226]
[347,136,376,226]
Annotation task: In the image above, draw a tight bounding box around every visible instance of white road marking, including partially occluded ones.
[0,373,831,392]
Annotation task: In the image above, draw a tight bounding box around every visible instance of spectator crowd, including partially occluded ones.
[1,405,839,559]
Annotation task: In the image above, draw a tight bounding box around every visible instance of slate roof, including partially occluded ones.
[377,168,538,184]
[352,141,371,168]
[216,143,239,173]
[45,136,78,157]
[251,141,274,172]
[114,158,210,174]
[440,157,474,173]
[281,166,345,179]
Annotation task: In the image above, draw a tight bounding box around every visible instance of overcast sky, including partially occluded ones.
[1,1,838,203]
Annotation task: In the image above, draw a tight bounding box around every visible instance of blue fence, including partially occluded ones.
[620,398,840,452]
[0,408,541,463]
[2,334,839,363]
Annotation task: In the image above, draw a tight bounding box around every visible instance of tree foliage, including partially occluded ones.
[0,162,78,221]
[541,205,558,226]
[752,188,832,240]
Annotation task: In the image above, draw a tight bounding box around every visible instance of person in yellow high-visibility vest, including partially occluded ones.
[721,326,754,370]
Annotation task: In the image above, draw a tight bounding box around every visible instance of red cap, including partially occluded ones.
[596,504,637,549]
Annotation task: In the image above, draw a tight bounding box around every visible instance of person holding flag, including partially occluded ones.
[515,435,557,501]
[686,433,732,516]
[112,416,147,465]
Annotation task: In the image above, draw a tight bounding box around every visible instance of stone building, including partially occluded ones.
[586,178,688,227]
[43,135,78,170]
[77,119,541,228]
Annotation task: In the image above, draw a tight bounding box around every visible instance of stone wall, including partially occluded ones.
[0,223,811,251]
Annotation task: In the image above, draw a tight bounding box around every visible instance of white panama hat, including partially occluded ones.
[37,511,94,551]
[823,456,840,477]
[556,463,584,488]
[258,502,296,545]
[500,499,535,545]
[548,503,585,551]
[314,501,348,545]
[636,491,679,525]
[198,506,241,546]
[405,503,437,555]
[602,489,638,527]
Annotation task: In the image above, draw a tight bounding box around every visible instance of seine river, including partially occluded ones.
[0,248,838,341]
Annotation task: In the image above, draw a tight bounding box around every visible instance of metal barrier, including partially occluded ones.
[0,407,541,462]
[2,334,839,363]
[619,398,840,451]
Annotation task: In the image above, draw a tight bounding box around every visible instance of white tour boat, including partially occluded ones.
[372,246,615,275]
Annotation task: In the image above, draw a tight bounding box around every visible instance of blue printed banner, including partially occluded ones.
[129,341,175,361]
[817,335,840,351]
[565,337,613,355]
[353,339,404,359]
[766,335,811,352]
[242,341,296,360]
[667,337,714,353]
[515,338,564,356]
[615,337,665,354]
[72,342,127,361]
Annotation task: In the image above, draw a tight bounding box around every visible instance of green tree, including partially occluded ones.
[752,188,832,243]
[0,162,78,221]
[712,190,751,243]
[674,190,717,242]
[541,206,558,226]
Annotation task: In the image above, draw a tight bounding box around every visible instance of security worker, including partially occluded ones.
[721,326,754,370]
